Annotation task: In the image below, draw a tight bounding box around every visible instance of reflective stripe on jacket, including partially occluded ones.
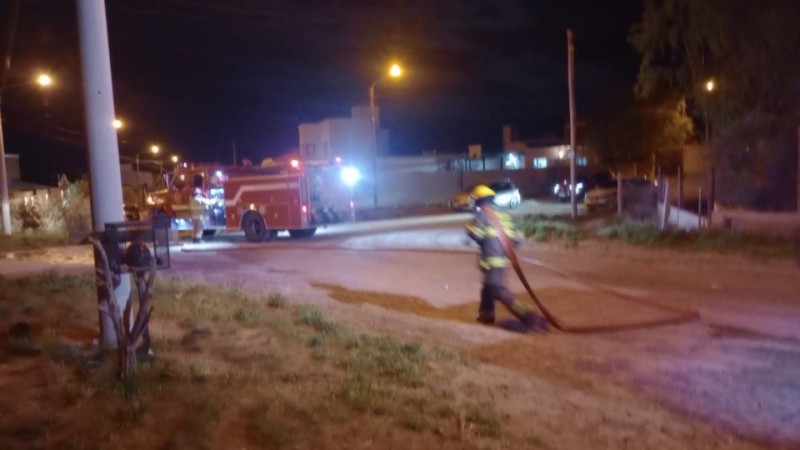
[189,195,206,219]
[466,206,522,272]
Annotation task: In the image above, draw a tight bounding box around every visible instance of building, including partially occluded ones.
[502,124,597,170]
[3,154,58,198]
[297,106,389,166]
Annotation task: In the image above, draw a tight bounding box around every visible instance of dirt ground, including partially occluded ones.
[2,235,799,449]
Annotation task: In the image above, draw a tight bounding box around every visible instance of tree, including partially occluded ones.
[587,95,693,177]
[629,0,800,210]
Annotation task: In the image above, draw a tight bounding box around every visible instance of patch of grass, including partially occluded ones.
[267,291,288,308]
[336,374,390,414]
[37,272,95,291]
[298,305,337,334]
[246,399,320,449]
[597,220,669,245]
[7,336,41,356]
[596,218,799,258]
[189,363,209,383]
[0,304,11,319]
[518,214,585,246]
[0,232,67,253]
[466,403,503,438]
[400,412,430,432]
[0,274,502,448]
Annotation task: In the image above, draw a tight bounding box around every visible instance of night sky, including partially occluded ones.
[1,0,642,185]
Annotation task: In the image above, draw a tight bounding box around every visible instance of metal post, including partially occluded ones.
[0,99,11,235]
[369,83,378,209]
[567,29,577,219]
[77,0,129,347]
[698,186,702,229]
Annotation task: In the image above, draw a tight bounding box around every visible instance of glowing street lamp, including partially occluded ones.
[36,73,53,87]
[150,145,160,155]
[171,155,179,164]
[369,62,404,208]
[341,166,361,187]
[341,166,361,222]
[112,118,123,129]
[703,79,715,143]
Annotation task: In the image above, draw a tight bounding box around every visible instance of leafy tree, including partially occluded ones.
[587,95,693,176]
[629,0,800,210]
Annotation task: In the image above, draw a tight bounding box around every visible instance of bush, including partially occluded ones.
[11,194,65,233]
[518,214,585,245]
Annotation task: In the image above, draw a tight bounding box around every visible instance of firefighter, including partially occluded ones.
[189,187,209,243]
[466,184,542,329]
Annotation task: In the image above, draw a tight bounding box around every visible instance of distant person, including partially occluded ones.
[189,187,211,244]
[466,185,544,330]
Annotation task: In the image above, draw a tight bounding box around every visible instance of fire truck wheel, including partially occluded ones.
[288,228,317,239]
[242,212,269,242]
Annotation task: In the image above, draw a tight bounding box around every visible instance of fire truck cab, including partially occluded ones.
[146,161,354,242]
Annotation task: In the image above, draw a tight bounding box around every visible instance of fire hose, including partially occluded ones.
[484,208,700,333]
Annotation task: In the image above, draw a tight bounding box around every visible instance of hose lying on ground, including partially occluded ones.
[484,208,700,333]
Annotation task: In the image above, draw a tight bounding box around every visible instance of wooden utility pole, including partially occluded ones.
[567,29,577,219]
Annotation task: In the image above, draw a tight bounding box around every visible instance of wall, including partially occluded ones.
[711,209,800,238]
[4,154,20,181]
[354,165,594,209]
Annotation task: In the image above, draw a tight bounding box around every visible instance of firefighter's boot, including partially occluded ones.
[476,311,496,325]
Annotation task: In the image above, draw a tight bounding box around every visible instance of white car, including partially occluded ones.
[489,179,521,209]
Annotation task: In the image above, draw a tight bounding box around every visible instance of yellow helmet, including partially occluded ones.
[470,184,496,200]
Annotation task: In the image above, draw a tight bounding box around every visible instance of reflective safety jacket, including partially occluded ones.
[189,194,207,220]
[466,206,522,272]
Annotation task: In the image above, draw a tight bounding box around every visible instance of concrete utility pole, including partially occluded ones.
[77,0,129,346]
[567,29,578,219]
[0,99,11,235]
[0,0,22,235]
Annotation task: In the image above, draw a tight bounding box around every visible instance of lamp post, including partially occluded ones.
[369,63,402,209]
[0,73,54,235]
[704,79,714,143]
[135,144,161,193]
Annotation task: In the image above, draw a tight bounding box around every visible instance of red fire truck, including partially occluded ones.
[145,160,355,242]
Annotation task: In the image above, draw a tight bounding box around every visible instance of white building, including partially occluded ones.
[298,106,389,166]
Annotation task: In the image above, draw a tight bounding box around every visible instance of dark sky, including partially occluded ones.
[1,0,642,184]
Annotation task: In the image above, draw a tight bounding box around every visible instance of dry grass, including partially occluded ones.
[0,273,506,450]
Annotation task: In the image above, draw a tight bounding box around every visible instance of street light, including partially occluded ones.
[136,144,164,191]
[112,118,123,129]
[171,155,179,164]
[341,166,361,221]
[703,79,715,143]
[0,73,55,235]
[369,62,403,208]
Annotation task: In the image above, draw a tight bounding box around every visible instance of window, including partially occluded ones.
[577,156,588,167]
[322,142,329,158]
[305,144,316,157]
[533,157,548,169]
